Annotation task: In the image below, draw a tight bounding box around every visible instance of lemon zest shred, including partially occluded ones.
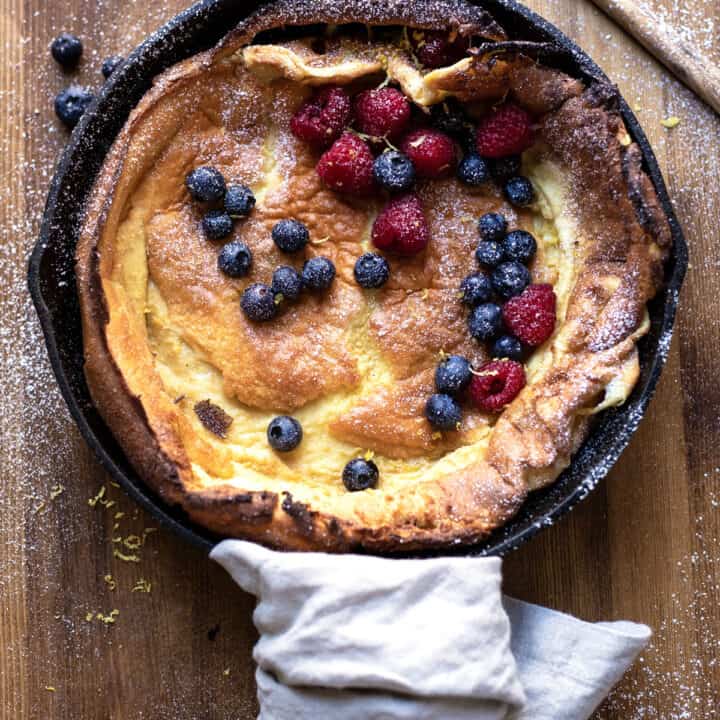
[96,609,120,625]
[88,486,106,507]
[45,686,56,692]
[89,485,116,509]
[103,575,117,591]
[113,548,141,563]
[49,484,64,500]
[132,578,152,593]
[661,116,681,129]
[123,535,143,550]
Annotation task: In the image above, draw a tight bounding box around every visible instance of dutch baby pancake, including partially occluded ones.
[76,0,671,551]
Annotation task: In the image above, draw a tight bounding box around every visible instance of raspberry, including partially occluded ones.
[412,30,469,69]
[469,360,526,413]
[290,86,352,148]
[354,87,411,140]
[372,193,429,255]
[400,129,456,179]
[316,133,374,194]
[476,103,533,159]
[502,284,557,347]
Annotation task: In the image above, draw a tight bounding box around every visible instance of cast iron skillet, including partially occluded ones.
[28,0,688,556]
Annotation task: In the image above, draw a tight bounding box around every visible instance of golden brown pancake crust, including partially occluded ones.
[76,0,671,552]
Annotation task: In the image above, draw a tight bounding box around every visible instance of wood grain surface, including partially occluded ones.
[1,0,718,718]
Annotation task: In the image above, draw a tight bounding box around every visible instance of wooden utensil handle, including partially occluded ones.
[590,0,720,116]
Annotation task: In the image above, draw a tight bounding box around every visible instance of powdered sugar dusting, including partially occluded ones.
[597,478,720,718]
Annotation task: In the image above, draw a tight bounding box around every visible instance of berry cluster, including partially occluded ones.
[425,210,557,430]
[292,84,537,263]
[50,32,126,128]
[463,211,556,355]
[425,354,527,430]
[185,167,338,322]
[292,85,441,256]
[187,167,257,242]
[185,166,255,265]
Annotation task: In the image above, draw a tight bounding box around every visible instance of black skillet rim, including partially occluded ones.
[27,0,688,556]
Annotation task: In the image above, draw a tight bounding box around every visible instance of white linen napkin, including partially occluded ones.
[211,540,650,720]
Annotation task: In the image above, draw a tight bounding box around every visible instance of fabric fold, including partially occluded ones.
[211,540,650,720]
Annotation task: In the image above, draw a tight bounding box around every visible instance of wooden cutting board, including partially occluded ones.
[1,0,717,717]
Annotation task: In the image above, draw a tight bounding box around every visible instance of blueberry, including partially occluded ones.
[457,153,489,186]
[186,166,226,203]
[54,86,95,128]
[272,219,309,253]
[504,176,535,206]
[478,212,507,242]
[425,394,462,431]
[435,355,472,397]
[489,155,521,181]
[225,185,256,217]
[468,302,502,341]
[492,335,523,361]
[475,241,504,269]
[491,261,531,299]
[202,210,233,240]
[240,283,277,322]
[272,266,303,301]
[101,55,124,79]
[373,150,416,193]
[354,253,390,289]
[503,230,537,264]
[302,256,335,291]
[430,99,467,136]
[342,458,379,492]
[217,241,252,278]
[51,33,83,67]
[267,416,303,452]
[459,272,492,307]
